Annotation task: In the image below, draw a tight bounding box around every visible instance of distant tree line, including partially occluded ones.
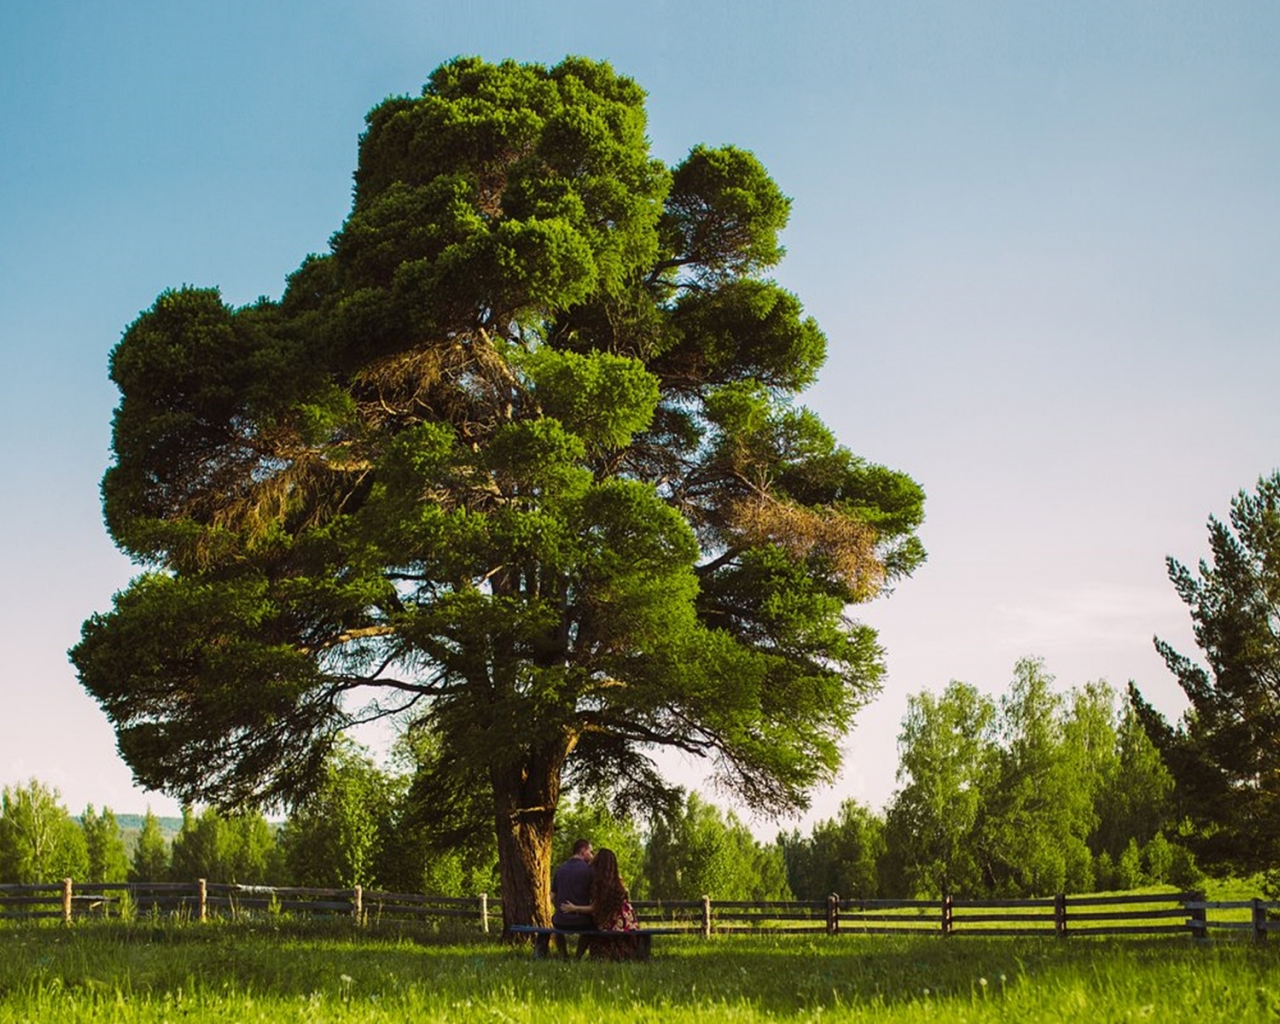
[0,768,789,901]
[0,665,1200,901]
[782,658,1201,900]
[14,470,1280,899]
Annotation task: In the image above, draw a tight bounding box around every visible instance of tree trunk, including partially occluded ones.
[491,743,568,935]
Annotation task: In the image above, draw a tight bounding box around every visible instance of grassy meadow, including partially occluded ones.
[1,918,1278,1022]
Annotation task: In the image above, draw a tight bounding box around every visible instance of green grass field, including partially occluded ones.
[1,919,1278,1022]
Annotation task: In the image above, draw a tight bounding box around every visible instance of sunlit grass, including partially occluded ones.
[0,919,1277,1021]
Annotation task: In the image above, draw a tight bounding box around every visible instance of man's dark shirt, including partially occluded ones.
[550,856,593,929]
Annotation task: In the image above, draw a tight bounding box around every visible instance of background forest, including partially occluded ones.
[0,655,1233,901]
[11,466,1280,904]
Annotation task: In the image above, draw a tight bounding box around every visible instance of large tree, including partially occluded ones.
[71,56,925,928]
[1145,472,1280,874]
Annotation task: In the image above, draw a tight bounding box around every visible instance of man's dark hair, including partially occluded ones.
[572,838,592,855]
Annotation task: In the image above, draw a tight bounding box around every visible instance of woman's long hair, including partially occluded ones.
[588,848,628,927]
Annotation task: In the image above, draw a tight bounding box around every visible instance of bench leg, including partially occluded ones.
[637,933,651,961]
[534,933,551,959]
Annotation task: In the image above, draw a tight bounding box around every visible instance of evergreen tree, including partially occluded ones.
[71,55,926,926]
[1144,472,1280,874]
[129,808,171,882]
[81,805,130,883]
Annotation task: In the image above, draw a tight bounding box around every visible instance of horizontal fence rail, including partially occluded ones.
[0,880,494,932]
[0,882,1276,942]
[1184,899,1280,942]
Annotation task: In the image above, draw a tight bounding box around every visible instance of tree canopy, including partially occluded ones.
[71,55,925,927]
[0,780,88,885]
[1141,471,1280,875]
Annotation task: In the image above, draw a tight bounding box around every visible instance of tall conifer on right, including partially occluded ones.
[1145,472,1280,874]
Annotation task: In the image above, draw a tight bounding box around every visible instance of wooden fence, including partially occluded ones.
[631,892,1228,939]
[0,880,492,931]
[1,882,1276,942]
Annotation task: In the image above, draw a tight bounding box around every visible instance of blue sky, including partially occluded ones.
[2,1,1277,831]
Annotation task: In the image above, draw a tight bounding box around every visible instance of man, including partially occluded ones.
[546,838,594,958]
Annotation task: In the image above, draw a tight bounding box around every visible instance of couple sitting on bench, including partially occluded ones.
[548,839,640,960]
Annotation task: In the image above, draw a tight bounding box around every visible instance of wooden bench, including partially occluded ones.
[508,924,683,960]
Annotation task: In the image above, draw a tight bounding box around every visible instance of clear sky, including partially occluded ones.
[2,1,1277,834]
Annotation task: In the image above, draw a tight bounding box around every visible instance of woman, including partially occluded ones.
[559,847,639,959]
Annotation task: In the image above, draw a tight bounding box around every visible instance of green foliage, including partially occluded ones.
[129,808,171,882]
[81,805,130,883]
[975,659,1098,896]
[878,660,1181,899]
[642,792,790,900]
[71,56,926,923]
[371,730,499,896]
[1144,471,1280,875]
[277,741,397,889]
[779,799,885,900]
[410,849,500,900]
[661,145,791,284]
[0,780,88,884]
[1092,694,1174,858]
[1143,831,1173,884]
[1115,838,1144,890]
[1167,839,1204,890]
[169,806,280,884]
[884,682,995,897]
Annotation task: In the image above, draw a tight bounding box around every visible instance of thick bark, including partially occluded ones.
[491,743,568,935]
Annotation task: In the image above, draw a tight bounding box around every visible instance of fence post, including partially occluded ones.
[352,885,363,927]
[479,892,489,934]
[701,895,712,939]
[1253,898,1267,945]
[1054,893,1067,938]
[826,893,839,935]
[62,878,73,924]
[941,894,953,937]
[198,879,207,923]
[1188,890,1207,941]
